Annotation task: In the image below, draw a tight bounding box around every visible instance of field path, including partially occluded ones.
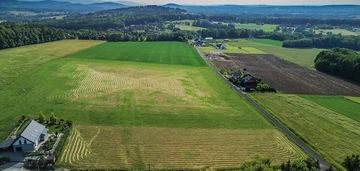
[197,49,332,171]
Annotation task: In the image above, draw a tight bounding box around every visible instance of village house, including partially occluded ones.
[0,120,48,152]
[240,74,258,90]
[194,40,206,46]
[215,43,226,50]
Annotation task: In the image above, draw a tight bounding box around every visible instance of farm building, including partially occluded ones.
[0,120,48,152]
[205,37,213,40]
[240,74,258,90]
[215,44,226,50]
[194,40,206,46]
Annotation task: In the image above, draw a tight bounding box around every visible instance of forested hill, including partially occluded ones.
[164,4,360,19]
[0,0,126,13]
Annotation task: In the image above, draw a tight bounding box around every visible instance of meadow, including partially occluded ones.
[0,41,307,169]
[315,29,360,36]
[250,93,360,170]
[233,23,278,32]
[67,41,205,66]
[228,39,323,68]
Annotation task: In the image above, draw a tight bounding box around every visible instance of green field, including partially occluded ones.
[68,42,205,66]
[228,39,323,68]
[175,24,205,31]
[0,40,307,169]
[233,23,278,32]
[250,93,360,170]
[302,96,360,122]
[316,29,360,36]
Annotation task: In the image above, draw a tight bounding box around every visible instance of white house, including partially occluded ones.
[0,120,48,152]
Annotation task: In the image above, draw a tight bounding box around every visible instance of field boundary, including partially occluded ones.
[196,48,331,170]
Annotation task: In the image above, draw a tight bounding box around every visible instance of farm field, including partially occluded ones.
[198,45,265,54]
[250,93,360,170]
[175,24,205,31]
[0,41,309,169]
[315,29,360,36]
[211,53,360,96]
[0,40,104,89]
[58,126,306,170]
[301,96,360,122]
[228,39,322,68]
[67,41,205,66]
[347,96,360,103]
[233,23,278,32]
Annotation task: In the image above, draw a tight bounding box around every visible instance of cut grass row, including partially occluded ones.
[58,126,307,170]
[250,93,360,170]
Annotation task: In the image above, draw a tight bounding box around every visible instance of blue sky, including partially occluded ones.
[21,0,360,5]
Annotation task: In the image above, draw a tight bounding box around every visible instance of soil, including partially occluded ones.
[213,53,360,96]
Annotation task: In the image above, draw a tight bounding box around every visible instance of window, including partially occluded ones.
[24,140,27,144]
[19,140,22,145]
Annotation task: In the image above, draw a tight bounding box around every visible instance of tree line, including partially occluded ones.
[0,22,67,49]
[315,48,360,83]
[283,35,360,51]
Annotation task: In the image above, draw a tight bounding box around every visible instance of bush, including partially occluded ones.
[256,81,276,92]
[38,112,45,123]
[343,155,360,171]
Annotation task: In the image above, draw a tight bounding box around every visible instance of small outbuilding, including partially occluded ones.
[215,43,226,50]
[240,74,258,90]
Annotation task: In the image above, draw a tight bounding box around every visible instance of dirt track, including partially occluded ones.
[213,54,360,96]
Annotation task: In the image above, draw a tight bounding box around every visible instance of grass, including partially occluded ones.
[58,126,306,170]
[0,41,307,169]
[346,96,360,103]
[198,44,266,54]
[228,39,323,68]
[250,93,360,170]
[0,40,104,89]
[315,29,360,36]
[0,40,103,140]
[251,38,283,47]
[301,95,360,122]
[233,23,278,32]
[67,42,205,66]
[175,24,205,31]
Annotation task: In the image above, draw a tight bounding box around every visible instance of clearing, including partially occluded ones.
[250,93,360,170]
[212,53,360,96]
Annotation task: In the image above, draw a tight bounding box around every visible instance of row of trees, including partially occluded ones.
[315,48,360,83]
[0,23,67,49]
[283,35,360,51]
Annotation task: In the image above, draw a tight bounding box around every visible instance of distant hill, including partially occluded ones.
[163,4,360,19]
[0,0,127,13]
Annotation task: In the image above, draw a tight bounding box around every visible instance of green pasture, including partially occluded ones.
[67,41,205,66]
[302,95,360,122]
[250,93,360,170]
[315,29,360,36]
[233,23,278,32]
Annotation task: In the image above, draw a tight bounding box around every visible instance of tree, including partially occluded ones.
[343,155,360,171]
[50,113,57,123]
[38,112,45,123]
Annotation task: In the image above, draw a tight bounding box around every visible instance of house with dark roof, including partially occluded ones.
[0,120,48,152]
[215,43,226,50]
[240,74,258,90]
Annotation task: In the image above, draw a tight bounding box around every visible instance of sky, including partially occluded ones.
[21,0,360,5]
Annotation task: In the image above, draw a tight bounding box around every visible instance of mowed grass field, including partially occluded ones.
[228,39,323,68]
[0,40,104,140]
[0,41,307,169]
[67,41,205,66]
[315,29,360,36]
[233,23,278,32]
[58,126,306,170]
[250,93,360,170]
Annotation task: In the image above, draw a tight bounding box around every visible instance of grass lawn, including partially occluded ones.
[67,42,205,66]
[228,39,323,68]
[346,96,360,103]
[0,40,104,89]
[301,95,360,122]
[0,41,307,169]
[315,29,360,36]
[234,23,278,32]
[250,93,360,170]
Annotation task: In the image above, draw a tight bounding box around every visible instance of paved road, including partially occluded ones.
[197,50,331,171]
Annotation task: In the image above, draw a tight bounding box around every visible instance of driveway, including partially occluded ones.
[0,152,28,171]
[0,162,29,171]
